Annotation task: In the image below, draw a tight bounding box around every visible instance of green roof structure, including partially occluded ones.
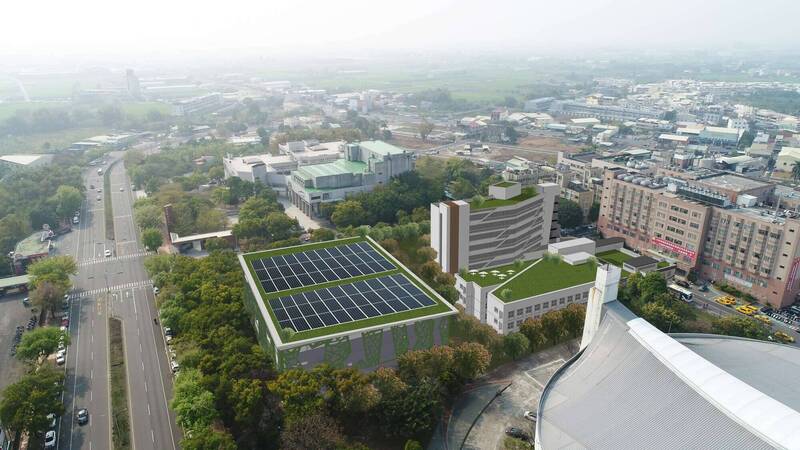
[14,232,52,258]
[240,237,456,344]
[296,159,368,179]
[493,257,597,302]
[470,186,537,211]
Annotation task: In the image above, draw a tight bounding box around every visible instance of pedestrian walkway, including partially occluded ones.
[78,251,151,267]
[70,280,153,298]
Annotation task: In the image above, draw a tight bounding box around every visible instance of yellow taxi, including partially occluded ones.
[735,305,758,316]
[715,296,736,306]
[755,315,771,325]
[773,331,795,344]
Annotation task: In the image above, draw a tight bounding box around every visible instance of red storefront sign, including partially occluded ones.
[651,237,696,260]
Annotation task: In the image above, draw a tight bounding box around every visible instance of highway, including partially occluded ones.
[56,155,180,450]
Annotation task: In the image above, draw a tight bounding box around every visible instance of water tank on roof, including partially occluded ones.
[624,175,634,182]
[626,160,636,167]
[616,173,626,180]
[636,163,646,169]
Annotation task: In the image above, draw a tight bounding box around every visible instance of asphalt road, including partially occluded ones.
[56,155,180,450]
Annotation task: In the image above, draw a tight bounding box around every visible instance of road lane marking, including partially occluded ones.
[91,351,93,361]
[142,361,145,371]
[151,430,155,443]
[147,404,151,415]
[91,369,93,380]
[144,381,148,393]
[139,287,178,450]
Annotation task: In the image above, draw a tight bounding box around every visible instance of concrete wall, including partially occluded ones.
[486,281,593,334]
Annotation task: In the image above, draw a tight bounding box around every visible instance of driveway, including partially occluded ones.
[429,341,579,450]
[277,195,324,230]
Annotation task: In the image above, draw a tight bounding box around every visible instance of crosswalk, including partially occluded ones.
[78,251,152,267]
[70,280,153,298]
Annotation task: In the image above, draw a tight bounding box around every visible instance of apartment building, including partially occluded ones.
[598,170,711,274]
[598,168,800,308]
[430,182,560,273]
[700,208,800,308]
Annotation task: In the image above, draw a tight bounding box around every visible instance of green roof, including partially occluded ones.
[596,250,632,268]
[460,260,535,287]
[241,237,453,343]
[296,159,368,179]
[359,140,406,156]
[14,232,51,257]
[493,181,516,188]
[470,186,537,211]
[493,257,597,302]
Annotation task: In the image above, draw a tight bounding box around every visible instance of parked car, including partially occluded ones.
[44,430,57,448]
[164,327,174,337]
[104,249,112,257]
[56,351,66,365]
[505,427,530,441]
[170,361,180,373]
[77,408,89,425]
[47,413,57,429]
[153,286,160,295]
[523,410,537,422]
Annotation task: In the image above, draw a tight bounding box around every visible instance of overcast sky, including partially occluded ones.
[3,0,799,59]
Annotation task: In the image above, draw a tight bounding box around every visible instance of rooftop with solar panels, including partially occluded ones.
[239,236,456,348]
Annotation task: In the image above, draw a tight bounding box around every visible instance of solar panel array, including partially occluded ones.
[269,273,436,332]
[252,242,395,294]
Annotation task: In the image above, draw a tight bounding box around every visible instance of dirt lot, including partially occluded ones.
[0,292,39,391]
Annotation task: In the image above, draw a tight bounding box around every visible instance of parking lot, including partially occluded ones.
[0,292,39,392]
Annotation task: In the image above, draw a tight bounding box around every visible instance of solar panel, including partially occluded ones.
[254,242,395,294]
[271,273,436,332]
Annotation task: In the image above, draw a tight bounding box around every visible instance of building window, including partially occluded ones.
[517,308,523,316]
[551,300,557,307]
[508,311,514,319]
[525,306,532,313]
[534,304,541,311]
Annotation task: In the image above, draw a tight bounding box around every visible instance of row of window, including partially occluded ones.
[502,291,590,330]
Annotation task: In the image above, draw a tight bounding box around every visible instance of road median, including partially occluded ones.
[109,317,132,450]
[104,160,118,241]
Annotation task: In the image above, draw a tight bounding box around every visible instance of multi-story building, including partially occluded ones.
[550,100,662,122]
[172,93,223,116]
[598,168,800,308]
[598,170,711,274]
[287,141,414,218]
[430,182,560,274]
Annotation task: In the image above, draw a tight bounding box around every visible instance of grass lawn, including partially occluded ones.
[596,250,633,267]
[471,186,537,210]
[494,181,516,188]
[0,127,109,155]
[495,258,597,301]
[460,260,534,287]
[242,237,453,343]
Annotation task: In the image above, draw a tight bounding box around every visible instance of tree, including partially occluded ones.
[182,427,237,450]
[450,178,477,199]
[257,126,270,146]
[504,126,519,144]
[280,413,345,450]
[792,161,800,183]
[310,228,336,242]
[171,369,219,431]
[711,316,770,340]
[30,281,66,318]
[331,201,368,228]
[134,203,164,229]
[27,255,77,291]
[142,228,163,251]
[418,118,435,141]
[503,332,530,360]
[265,212,298,241]
[405,440,424,450]
[451,342,490,383]
[268,368,326,423]
[641,302,682,332]
[16,327,70,363]
[588,202,600,222]
[558,197,583,229]
[0,367,64,444]
[52,185,83,221]
[376,377,441,437]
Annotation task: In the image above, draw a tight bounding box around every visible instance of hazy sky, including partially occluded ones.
[4,0,799,58]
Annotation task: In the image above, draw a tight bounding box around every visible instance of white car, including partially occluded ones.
[170,361,180,373]
[56,353,66,365]
[153,286,160,295]
[523,410,537,422]
[104,249,112,257]
[47,413,57,429]
[45,430,57,449]
[120,187,124,192]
